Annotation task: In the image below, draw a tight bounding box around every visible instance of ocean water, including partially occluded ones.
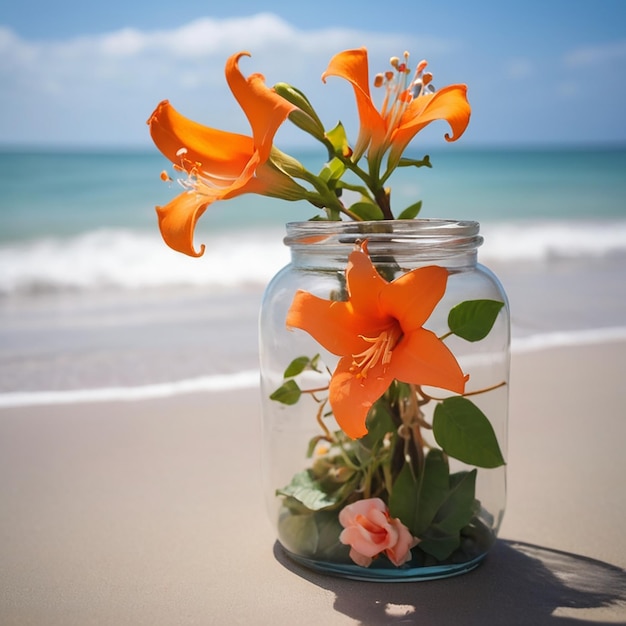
[1,146,625,404]
[1,146,626,293]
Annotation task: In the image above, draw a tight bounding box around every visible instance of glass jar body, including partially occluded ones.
[259,220,510,581]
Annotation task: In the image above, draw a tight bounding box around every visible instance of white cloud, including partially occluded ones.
[99,28,146,57]
[0,14,458,146]
[151,14,297,58]
[505,57,533,79]
[555,39,626,103]
[564,39,626,68]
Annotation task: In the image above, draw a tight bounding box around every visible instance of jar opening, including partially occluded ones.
[284,219,483,258]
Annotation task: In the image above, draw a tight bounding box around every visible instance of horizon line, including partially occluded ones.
[1,140,625,154]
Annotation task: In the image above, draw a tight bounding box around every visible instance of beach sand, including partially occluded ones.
[1,340,625,625]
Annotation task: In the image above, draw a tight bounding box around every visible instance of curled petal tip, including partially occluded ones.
[146,99,169,126]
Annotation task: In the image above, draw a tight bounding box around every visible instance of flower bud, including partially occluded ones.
[288,109,326,141]
[274,82,325,140]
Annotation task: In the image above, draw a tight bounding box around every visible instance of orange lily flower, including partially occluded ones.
[322,48,471,168]
[147,51,300,257]
[287,241,467,439]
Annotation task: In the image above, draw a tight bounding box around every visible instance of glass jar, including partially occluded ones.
[259,220,509,581]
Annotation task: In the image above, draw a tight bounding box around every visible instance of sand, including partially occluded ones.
[1,341,625,625]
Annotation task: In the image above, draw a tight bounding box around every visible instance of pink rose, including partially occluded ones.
[338,498,417,567]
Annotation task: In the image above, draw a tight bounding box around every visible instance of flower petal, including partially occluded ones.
[345,242,389,320]
[286,292,364,356]
[147,100,254,180]
[390,328,467,394]
[329,355,394,439]
[226,52,297,162]
[379,265,448,332]
[385,518,417,566]
[389,84,471,167]
[155,190,210,257]
[322,48,385,158]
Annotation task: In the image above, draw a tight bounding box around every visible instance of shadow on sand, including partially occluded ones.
[274,539,626,625]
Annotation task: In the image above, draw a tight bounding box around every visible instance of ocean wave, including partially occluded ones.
[0,227,290,295]
[511,326,626,352]
[479,219,626,263]
[0,369,260,408]
[1,220,626,295]
[1,327,625,408]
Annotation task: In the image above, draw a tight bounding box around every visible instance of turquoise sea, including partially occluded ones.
[1,146,626,292]
[1,145,625,402]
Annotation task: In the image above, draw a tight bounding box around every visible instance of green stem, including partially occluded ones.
[366,153,394,220]
[314,399,333,442]
[420,380,507,402]
[326,145,398,219]
[462,381,507,397]
[335,439,362,472]
[301,385,329,395]
[298,170,363,221]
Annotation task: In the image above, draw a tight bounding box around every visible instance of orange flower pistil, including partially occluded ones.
[286,241,468,439]
[147,51,304,257]
[322,48,471,172]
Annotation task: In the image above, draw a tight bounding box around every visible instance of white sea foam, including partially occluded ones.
[0,369,260,408]
[511,326,626,352]
[479,219,626,263]
[1,220,626,296]
[0,227,290,295]
[1,327,624,409]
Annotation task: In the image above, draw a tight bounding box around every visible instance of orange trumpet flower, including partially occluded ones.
[147,52,301,257]
[287,241,468,439]
[322,48,471,170]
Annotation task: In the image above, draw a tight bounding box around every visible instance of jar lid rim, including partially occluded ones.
[284,219,482,250]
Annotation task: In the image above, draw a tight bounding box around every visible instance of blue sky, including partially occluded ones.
[1,0,625,148]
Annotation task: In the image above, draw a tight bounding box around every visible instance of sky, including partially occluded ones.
[1,0,625,149]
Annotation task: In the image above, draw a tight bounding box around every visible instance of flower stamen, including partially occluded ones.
[410,60,436,98]
[351,325,402,379]
[374,51,437,148]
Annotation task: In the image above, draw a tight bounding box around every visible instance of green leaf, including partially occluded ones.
[349,201,385,221]
[325,122,350,156]
[433,470,477,535]
[418,533,462,561]
[283,356,311,378]
[319,156,346,183]
[433,397,506,468]
[388,462,419,532]
[447,299,504,342]
[398,155,432,168]
[277,508,319,555]
[414,449,450,535]
[418,469,477,560]
[397,200,422,220]
[283,354,320,379]
[269,380,302,405]
[362,399,396,448]
[276,470,341,511]
[386,380,412,405]
[313,510,348,559]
